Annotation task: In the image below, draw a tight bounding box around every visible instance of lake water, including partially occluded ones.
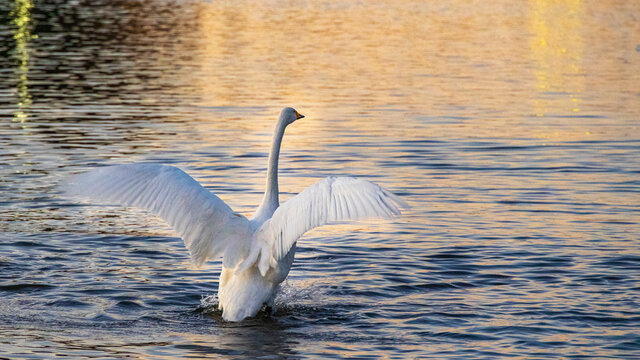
[1,0,639,358]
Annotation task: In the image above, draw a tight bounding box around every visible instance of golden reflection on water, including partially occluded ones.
[10,0,35,123]
[530,0,584,117]
[187,0,638,142]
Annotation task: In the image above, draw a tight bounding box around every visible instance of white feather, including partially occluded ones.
[258,176,407,262]
[62,164,251,267]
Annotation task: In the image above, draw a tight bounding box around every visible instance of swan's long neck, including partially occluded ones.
[255,118,287,221]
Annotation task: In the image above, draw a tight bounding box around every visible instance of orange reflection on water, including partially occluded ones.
[530,0,584,117]
[181,0,639,145]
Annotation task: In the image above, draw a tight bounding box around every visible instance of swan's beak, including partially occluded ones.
[294,111,305,120]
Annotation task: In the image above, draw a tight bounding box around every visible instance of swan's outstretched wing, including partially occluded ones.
[62,164,251,267]
[243,177,407,275]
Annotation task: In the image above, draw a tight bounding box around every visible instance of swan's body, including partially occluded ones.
[64,107,406,321]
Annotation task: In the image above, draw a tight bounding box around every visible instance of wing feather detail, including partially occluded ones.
[258,176,407,262]
[62,164,251,267]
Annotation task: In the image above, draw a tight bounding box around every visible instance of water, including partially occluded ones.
[1,0,639,358]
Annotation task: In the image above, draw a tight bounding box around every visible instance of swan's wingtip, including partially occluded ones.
[396,196,410,210]
[384,189,410,211]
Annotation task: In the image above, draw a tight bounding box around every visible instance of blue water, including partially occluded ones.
[1,0,639,358]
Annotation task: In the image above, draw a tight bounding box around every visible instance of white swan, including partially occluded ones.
[63,107,407,321]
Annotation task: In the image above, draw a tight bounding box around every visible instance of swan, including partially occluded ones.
[63,107,407,321]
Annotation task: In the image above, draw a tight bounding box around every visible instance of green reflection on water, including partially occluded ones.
[11,0,36,123]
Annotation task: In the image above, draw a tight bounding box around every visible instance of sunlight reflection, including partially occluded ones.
[10,0,35,123]
[530,0,584,125]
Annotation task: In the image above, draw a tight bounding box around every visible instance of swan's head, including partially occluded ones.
[280,107,305,125]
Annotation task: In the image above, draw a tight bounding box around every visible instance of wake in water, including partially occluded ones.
[198,280,325,319]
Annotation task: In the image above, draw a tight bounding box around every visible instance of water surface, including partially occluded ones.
[1,0,639,358]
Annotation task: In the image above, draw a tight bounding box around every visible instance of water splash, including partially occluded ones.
[198,294,220,315]
[275,280,323,305]
[196,280,326,318]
